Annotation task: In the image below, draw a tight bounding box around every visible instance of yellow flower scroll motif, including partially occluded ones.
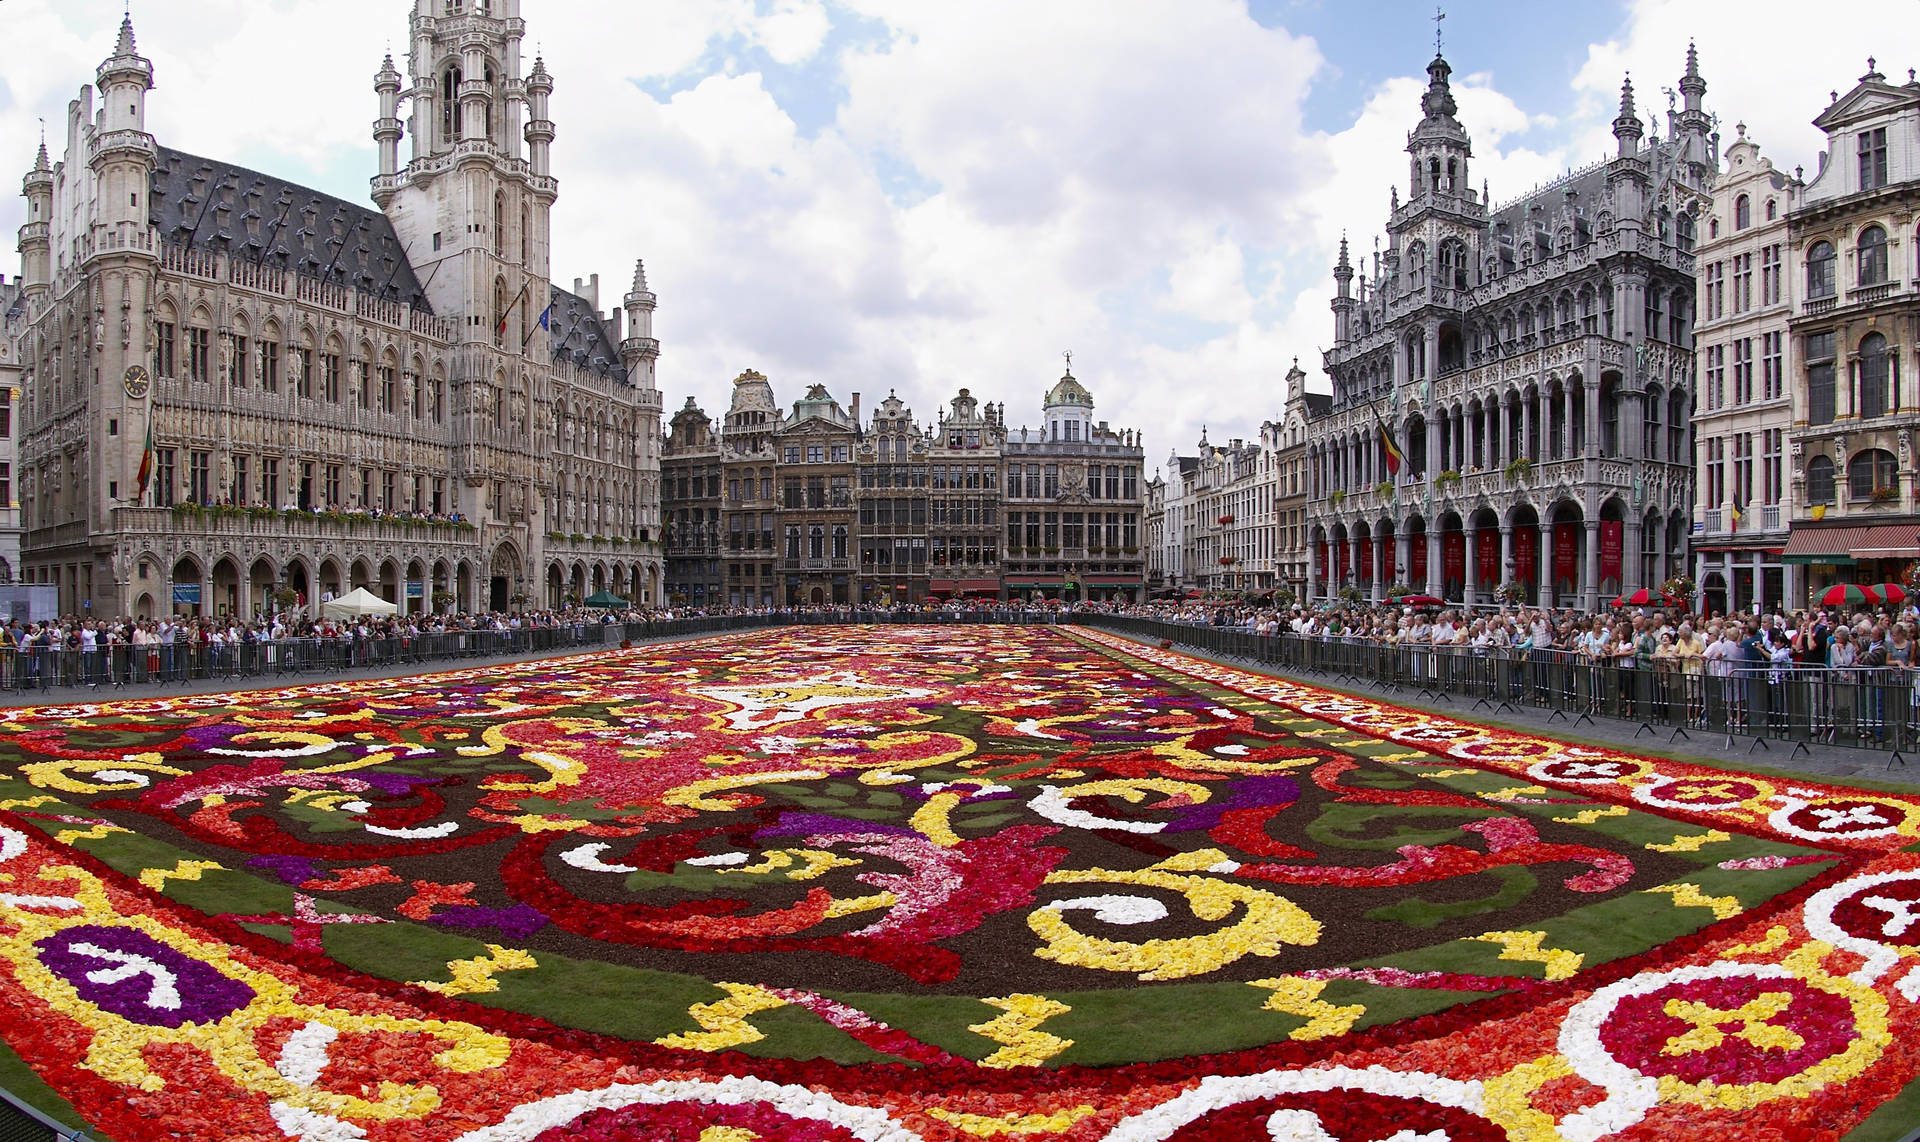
[21,756,188,795]
[969,994,1074,1068]
[1030,858,1320,981]
[925,1104,1098,1135]
[1643,882,1743,921]
[1661,990,1805,1056]
[1468,930,1584,982]
[411,944,538,997]
[654,982,788,1051]
[0,864,510,1123]
[1246,976,1365,1041]
[137,860,225,893]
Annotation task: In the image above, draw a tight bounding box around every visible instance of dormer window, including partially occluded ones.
[1734,194,1750,230]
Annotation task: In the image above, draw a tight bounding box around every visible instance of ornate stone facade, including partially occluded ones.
[1307,49,1712,609]
[1692,125,1803,613]
[10,2,662,620]
[1778,62,1920,596]
[925,387,1005,601]
[774,385,858,605]
[718,369,779,608]
[661,397,723,605]
[1001,368,1145,600]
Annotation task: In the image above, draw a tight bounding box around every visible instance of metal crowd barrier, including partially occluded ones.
[789,610,1062,626]
[0,1085,94,1142]
[1067,615,1920,765]
[0,614,788,696]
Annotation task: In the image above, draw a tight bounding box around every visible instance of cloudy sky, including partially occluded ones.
[0,0,1904,475]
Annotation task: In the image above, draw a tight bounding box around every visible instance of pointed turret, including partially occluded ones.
[1331,234,1357,345]
[115,13,137,59]
[1673,44,1715,178]
[19,139,55,292]
[622,258,660,389]
[525,53,556,180]
[372,53,405,188]
[1612,75,1643,158]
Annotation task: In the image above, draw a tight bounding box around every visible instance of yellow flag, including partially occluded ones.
[1811,504,1827,521]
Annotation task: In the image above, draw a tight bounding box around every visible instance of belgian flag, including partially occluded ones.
[1374,411,1405,479]
[134,423,154,501]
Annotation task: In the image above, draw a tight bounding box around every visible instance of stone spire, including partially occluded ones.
[1612,75,1643,158]
[1680,41,1706,110]
[115,12,138,58]
[32,136,49,173]
[631,258,650,295]
[1421,52,1458,121]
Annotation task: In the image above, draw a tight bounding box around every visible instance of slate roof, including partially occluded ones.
[547,285,625,381]
[1305,393,1332,416]
[148,146,432,312]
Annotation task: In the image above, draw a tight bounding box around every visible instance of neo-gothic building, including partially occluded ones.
[1307,49,1712,609]
[9,1,663,619]
[661,397,723,606]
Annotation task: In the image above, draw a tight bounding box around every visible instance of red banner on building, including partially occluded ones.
[1443,532,1465,588]
[1475,530,1500,586]
[1410,534,1428,586]
[1358,538,1373,582]
[1383,537,1396,584]
[1336,539,1350,581]
[1554,521,1579,587]
[1514,527,1538,587]
[1315,541,1327,578]
[1599,520,1624,586]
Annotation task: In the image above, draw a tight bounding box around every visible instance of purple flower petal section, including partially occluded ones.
[247,855,322,885]
[36,924,255,1028]
[428,903,549,939]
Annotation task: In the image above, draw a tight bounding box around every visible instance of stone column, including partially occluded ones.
[1464,521,1479,603]
[1371,537,1385,604]
[1583,519,1601,612]
[1539,520,1554,607]
[1425,321,1441,391]
[1426,530,1442,597]
[1499,525,1514,596]
[1625,514,1644,594]
[1306,534,1320,602]
[1521,396,1534,462]
[1396,531,1411,589]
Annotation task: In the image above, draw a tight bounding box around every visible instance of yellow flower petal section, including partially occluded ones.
[970,994,1074,1068]
[1031,868,1319,981]
[925,1104,1098,1135]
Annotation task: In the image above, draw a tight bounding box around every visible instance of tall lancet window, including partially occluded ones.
[442,67,463,145]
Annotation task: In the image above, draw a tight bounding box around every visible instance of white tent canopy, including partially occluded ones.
[320,586,398,618]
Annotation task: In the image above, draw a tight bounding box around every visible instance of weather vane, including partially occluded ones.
[1063,350,1073,373]
[1433,6,1445,55]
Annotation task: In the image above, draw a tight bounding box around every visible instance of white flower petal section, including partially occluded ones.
[686,852,751,867]
[1099,1065,1486,1142]
[91,769,150,787]
[0,827,25,863]
[1012,718,1063,740]
[1041,894,1170,926]
[270,1100,368,1142]
[363,821,461,839]
[274,1021,340,1088]
[1265,1108,1335,1141]
[0,894,82,911]
[560,843,641,874]
[1804,868,1920,985]
[1030,786,1166,834]
[446,1077,927,1142]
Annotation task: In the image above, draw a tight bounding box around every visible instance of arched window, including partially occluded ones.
[442,67,463,143]
[1848,449,1896,499]
[1734,195,1751,230]
[1806,455,1836,505]
[1765,199,1777,221]
[493,191,504,257]
[1407,242,1427,291]
[1859,332,1894,418]
[1858,225,1888,286]
[494,279,507,348]
[1709,217,1720,239]
[1807,241,1836,298]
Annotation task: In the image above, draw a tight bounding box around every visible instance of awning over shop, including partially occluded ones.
[1780,523,1920,564]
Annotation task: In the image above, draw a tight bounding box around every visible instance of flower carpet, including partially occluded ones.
[0,625,1919,1139]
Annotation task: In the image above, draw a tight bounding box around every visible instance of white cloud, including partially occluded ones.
[1,0,1882,468]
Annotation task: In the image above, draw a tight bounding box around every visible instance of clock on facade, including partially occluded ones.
[123,365,151,399]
